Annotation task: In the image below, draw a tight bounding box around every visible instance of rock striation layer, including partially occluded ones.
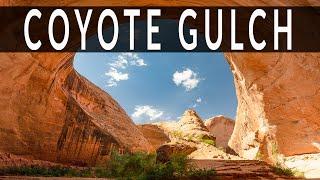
[0,53,152,166]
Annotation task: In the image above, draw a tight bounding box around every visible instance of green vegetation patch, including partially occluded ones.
[272,164,295,177]
[197,135,216,146]
[0,152,216,179]
[96,151,216,179]
[272,163,305,178]
[171,130,183,138]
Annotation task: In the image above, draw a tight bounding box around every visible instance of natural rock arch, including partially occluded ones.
[0,0,319,165]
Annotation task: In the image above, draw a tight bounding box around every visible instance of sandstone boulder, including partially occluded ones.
[156,144,196,163]
[138,124,171,152]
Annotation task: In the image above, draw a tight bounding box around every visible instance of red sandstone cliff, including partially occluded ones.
[205,116,235,149]
[0,53,152,165]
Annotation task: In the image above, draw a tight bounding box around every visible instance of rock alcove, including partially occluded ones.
[0,0,319,166]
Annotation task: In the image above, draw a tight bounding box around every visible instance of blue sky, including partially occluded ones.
[74,52,237,124]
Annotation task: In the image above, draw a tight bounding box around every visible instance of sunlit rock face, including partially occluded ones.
[0,53,152,165]
[0,0,319,166]
[138,124,171,152]
[153,110,241,161]
[226,53,320,162]
[155,109,216,144]
[205,116,234,150]
[179,109,214,139]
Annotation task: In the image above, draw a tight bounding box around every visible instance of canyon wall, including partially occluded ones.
[226,53,320,161]
[0,53,152,165]
[0,0,319,164]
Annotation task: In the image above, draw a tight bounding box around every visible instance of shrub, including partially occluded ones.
[0,152,216,179]
[201,139,215,146]
[271,163,305,178]
[271,163,294,177]
[95,151,157,178]
[197,135,215,146]
[96,151,216,179]
[171,130,183,138]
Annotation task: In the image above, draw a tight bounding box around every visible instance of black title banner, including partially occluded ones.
[0,7,319,52]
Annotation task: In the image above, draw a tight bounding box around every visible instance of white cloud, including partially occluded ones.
[131,58,147,66]
[131,105,164,123]
[105,53,146,87]
[173,68,200,91]
[105,67,129,87]
[111,53,146,68]
[192,97,202,108]
[109,57,128,69]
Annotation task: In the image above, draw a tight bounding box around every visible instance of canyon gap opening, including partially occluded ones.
[73,20,237,125]
[74,52,237,124]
